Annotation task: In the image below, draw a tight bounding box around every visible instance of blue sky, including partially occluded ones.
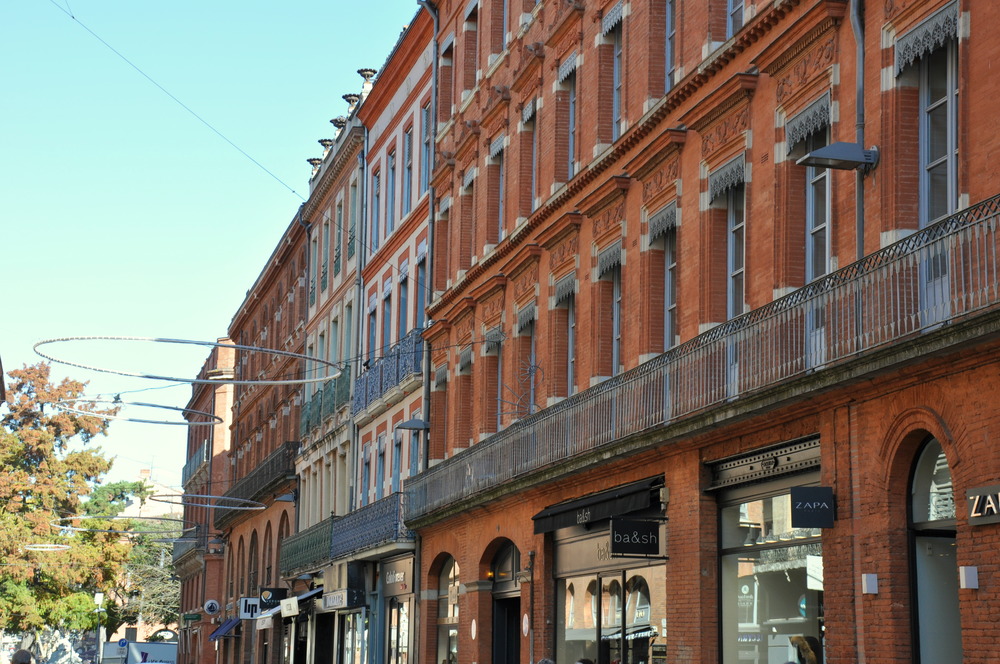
[2,0,421,487]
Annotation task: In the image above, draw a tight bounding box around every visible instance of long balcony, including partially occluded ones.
[278,493,414,578]
[299,370,353,439]
[181,439,210,487]
[406,195,1000,523]
[280,516,335,577]
[352,329,424,417]
[214,440,298,529]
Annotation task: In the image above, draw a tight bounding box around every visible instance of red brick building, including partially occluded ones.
[405,2,1000,664]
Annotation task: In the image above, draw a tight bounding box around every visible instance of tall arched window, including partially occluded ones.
[437,557,460,664]
[910,437,961,663]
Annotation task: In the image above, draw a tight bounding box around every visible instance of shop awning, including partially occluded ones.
[532,476,663,533]
[208,617,240,642]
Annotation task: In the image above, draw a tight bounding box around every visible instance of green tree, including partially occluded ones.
[0,363,138,649]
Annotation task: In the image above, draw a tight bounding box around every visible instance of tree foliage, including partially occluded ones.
[0,363,159,644]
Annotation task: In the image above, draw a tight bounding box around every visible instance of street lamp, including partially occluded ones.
[94,592,105,664]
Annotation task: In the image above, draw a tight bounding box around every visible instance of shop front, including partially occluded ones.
[533,477,668,664]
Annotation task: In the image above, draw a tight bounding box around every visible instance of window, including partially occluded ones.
[348,182,358,258]
[368,308,377,362]
[727,184,746,320]
[408,413,421,476]
[920,40,958,226]
[712,441,823,664]
[440,43,455,121]
[321,215,330,291]
[437,557,460,664]
[567,293,576,394]
[804,130,830,283]
[403,131,413,215]
[415,257,427,329]
[344,304,353,369]
[611,24,623,141]
[552,276,577,398]
[391,432,402,493]
[530,108,539,210]
[663,226,678,350]
[372,172,382,252]
[910,437,960,663]
[376,434,386,500]
[726,0,743,39]
[310,236,318,305]
[387,597,410,664]
[521,317,537,415]
[463,7,480,94]
[398,270,409,339]
[421,103,433,193]
[330,320,340,368]
[334,203,344,276]
[567,71,578,179]
[489,140,506,244]
[612,265,622,375]
[387,151,397,233]
[382,290,393,354]
[665,0,676,92]
[361,445,371,506]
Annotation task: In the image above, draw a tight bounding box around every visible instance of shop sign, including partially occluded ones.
[790,486,835,528]
[323,589,365,610]
[610,519,664,557]
[182,613,202,622]
[259,588,287,610]
[967,484,1000,525]
[383,557,413,596]
[239,597,260,620]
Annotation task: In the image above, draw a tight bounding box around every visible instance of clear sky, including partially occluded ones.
[2,0,421,488]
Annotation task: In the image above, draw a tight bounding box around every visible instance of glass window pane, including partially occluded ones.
[557,576,599,664]
[927,164,950,222]
[928,105,949,163]
[926,48,948,103]
[721,543,823,664]
[911,439,955,523]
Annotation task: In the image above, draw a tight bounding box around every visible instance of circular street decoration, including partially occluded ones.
[52,398,222,426]
[34,336,343,386]
[50,515,196,536]
[23,543,71,552]
[149,494,266,510]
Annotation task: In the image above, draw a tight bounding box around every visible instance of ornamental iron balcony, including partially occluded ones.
[280,516,335,577]
[330,492,413,560]
[215,440,298,529]
[406,194,1000,522]
[181,439,210,487]
[352,329,424,414]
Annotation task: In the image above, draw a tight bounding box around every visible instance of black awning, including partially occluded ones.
[208,617,240,642]
[532,476,663,534]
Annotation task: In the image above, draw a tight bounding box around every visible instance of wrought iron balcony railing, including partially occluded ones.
[214,440,298,529]
[280,516,335,577]
[352,329,424,414]
[330,492,413,561]
[406,195,1000,522]
[181,439,210,487]
[299,370,354,439]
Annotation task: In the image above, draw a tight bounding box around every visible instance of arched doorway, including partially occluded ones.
[492,542,521,664]
[910,437,961,663]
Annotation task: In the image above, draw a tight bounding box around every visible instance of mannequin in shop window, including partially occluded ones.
[784,635,821,664]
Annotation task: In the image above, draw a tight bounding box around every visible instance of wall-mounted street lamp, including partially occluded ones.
[797,142,879,172]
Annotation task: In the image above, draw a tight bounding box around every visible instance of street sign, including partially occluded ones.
[117,639,128,648]
[239,597,261,620]
[203,599,221,615]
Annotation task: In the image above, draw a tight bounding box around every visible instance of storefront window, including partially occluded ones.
[388,597,410,664]
[341,611,367,664]
[557,567,665,664]
[437,557,460,664]
[721,495,823,664]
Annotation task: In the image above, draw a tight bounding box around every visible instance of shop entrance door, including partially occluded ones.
[492,596,520,664]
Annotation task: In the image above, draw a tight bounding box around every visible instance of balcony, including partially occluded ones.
[406,195,1000,523]
[352,329,424,417]
[299,370,354,440]
[280,516,335,577]
[181,439,210,487]
[214,440,298,529]
[277,493,413,578]
[331,492,413,559]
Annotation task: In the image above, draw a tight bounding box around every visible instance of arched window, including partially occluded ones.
[492,543,521,664]
[437,557,460,664]
[909,437,961,663]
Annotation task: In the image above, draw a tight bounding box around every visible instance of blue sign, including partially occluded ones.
[117,639,129,648]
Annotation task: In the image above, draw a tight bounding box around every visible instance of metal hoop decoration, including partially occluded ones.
[52,399,223,426]
[50,515,197,535]
[24,543,72,552]
[33,336,343,386]
[149,494,267,510]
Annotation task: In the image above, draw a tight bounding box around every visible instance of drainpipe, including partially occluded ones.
[351,134,368,513]
[851,0,866,261]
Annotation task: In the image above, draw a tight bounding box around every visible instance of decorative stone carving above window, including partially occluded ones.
[785,92,830,155]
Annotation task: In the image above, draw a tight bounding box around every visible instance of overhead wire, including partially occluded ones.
[45,0,306,202]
